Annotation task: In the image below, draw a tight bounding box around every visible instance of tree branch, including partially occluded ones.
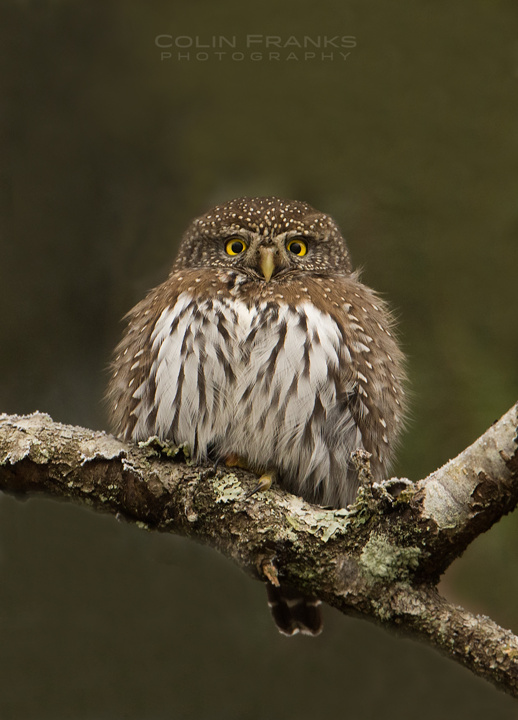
[1,405,517,696]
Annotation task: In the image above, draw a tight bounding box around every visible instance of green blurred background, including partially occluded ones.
[1,1,518,718]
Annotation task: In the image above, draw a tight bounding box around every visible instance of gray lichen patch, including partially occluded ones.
[0,414,47,464]
[79,436,126,463]
[213,472,246,503]
[0,413,127,468]
[360,533,421,583]
[278,494,351,542]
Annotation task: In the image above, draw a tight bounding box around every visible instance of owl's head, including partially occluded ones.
[172,197,353,281]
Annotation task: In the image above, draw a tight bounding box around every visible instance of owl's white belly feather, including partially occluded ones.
[131,291,362,506]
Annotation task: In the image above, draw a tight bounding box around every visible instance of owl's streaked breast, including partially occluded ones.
[129,291,362,506]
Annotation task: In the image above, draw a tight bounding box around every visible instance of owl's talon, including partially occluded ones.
[224,454,250,470]
[246,472,275,498]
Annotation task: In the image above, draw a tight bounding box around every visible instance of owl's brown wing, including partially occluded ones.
[324,273,406,485]
[107,293,158,441]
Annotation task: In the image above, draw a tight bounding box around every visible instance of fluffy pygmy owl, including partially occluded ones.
[108,196,406,636]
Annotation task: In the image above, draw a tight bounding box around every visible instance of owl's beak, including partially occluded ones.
[259,247,276,282]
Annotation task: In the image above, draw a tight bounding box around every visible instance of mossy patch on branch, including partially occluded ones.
[360,533,421,583]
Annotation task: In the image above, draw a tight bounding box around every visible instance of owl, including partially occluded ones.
[108,196,406,636]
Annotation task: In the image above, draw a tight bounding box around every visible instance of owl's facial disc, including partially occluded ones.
[223,232,292,281]
[219,228,317,282]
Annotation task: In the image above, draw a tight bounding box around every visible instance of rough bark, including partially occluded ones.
[0,405,517,696]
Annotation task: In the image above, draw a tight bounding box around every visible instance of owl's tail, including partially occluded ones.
[266,583,323,636]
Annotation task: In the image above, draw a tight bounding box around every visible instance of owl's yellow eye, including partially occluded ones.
[225,238,247,256]
[286,238,307,257]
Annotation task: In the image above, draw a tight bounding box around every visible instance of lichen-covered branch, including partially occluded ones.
[0,406,517,696]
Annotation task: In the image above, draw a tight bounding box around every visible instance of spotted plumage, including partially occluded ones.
[108,196,406,635]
